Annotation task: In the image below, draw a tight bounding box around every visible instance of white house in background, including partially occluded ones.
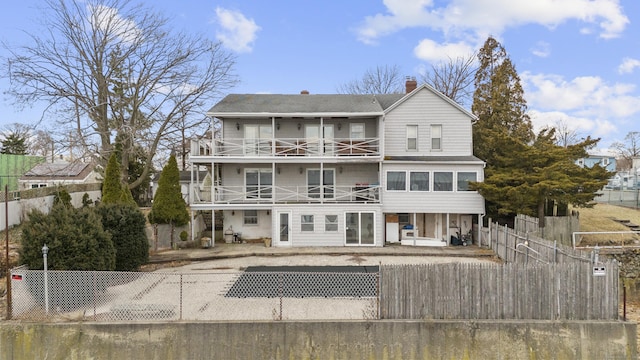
[149,170,211,204]
[188,79,485,247]
[18,161,99,190]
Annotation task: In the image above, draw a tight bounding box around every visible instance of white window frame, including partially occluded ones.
[434,171,453,192]
[386,171,407,191]
[325,215,338,232]
[457,172,477,192]
[244,168,273,199]
[409,171,429,191]
[406,125,418,151]
[301,215,314,232]
[431,124,442,151]
[350,123,365,139]
[243,210,258,225]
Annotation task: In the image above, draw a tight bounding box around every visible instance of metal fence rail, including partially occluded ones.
[9,269,379,322]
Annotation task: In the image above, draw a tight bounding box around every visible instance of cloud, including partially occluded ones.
[413,39,476,63]
[522,72,640,118]
[214,7,260,53]
[531,41,551,58]
[522,71,640,144]
[355,0,629,44]
[88,4,141,44]
[618,57,640,74]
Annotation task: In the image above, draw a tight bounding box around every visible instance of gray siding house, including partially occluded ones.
[189,79,485,247]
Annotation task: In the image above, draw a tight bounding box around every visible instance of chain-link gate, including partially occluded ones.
[9,268,379,321]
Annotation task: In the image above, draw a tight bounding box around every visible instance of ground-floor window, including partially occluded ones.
[301,215,314,231]
[325,215,338,231]
[244,210,258,225]
[345,212,375,245]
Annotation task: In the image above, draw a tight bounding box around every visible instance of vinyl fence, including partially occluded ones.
[380,262,619,320]
[8,267,379,322]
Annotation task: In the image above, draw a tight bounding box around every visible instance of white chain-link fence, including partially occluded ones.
[8,267,380,321]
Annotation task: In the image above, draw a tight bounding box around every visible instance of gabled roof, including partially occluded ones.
[384,84,478,120]
[208,94,403,117]
[21,162,94,180]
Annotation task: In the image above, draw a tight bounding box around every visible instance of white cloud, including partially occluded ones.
[618,57,640,74]
[522,72,640,118]
[88,4,140,44]
[413,39,476,63]
[531,41,550,58]
[522,71,640,144]
[214,7,260,53]
[356,0,629,44]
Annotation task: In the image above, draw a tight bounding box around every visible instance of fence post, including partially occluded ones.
[278,272,283,321]
[179,274,183,320]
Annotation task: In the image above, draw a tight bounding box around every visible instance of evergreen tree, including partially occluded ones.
[19,203,116,271]
[472,37,533,165]
[471,37,610,226]
[148,155,189,247]
[1,132,28,154]
[102,152,136,206]
[473,129,611,226]
[96,203,149,271]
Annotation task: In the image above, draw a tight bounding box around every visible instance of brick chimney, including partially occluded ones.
[300,90,309,95]
[405,76,417,93]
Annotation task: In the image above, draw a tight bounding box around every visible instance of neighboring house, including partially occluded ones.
[18,161,99,190]
[188,79,485,247]
[576,153,616,173]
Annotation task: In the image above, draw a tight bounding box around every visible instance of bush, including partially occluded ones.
[19,203,116,271]
[96,203,149,271]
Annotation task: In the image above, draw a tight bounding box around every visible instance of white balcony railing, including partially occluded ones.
[190,138,379,157]
[191,185,380,205]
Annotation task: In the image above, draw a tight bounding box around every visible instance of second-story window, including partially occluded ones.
[434,171,453,191]
[245,169,272,199]
[457,172,477,191]
[406,125,418,151]
[410,171,429,191]
[386,171,406,191]
[431,124,442,150]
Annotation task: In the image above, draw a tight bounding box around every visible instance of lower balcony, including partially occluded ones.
[191,185,380,205]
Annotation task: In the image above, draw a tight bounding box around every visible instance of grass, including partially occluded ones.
[572,203,640,246]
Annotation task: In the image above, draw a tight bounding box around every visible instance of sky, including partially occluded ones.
[0,0,639,154]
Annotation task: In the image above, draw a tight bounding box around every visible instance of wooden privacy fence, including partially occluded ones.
[481,221,592,265]
[380,262,619,320]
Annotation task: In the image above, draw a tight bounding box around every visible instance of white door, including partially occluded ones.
[277,211,292,247]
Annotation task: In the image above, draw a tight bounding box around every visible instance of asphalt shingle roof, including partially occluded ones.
[209,93,405,115]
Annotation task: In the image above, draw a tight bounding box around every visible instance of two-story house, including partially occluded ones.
[189,79,485,247]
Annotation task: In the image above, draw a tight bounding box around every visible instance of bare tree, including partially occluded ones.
[611,131,640,170]
[420,54,477,107]
[551,119,581,147]
[337,65,404,94]
[2,0,238,189]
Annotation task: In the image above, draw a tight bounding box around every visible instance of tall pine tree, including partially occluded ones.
[471,37,611,226]
[472,37,533,166]
[148,155,189,247]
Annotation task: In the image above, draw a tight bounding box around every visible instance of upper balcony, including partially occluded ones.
[190,137,380,159]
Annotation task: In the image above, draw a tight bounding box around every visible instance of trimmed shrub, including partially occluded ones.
[19,203,115,271]
[96,203,149,271]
